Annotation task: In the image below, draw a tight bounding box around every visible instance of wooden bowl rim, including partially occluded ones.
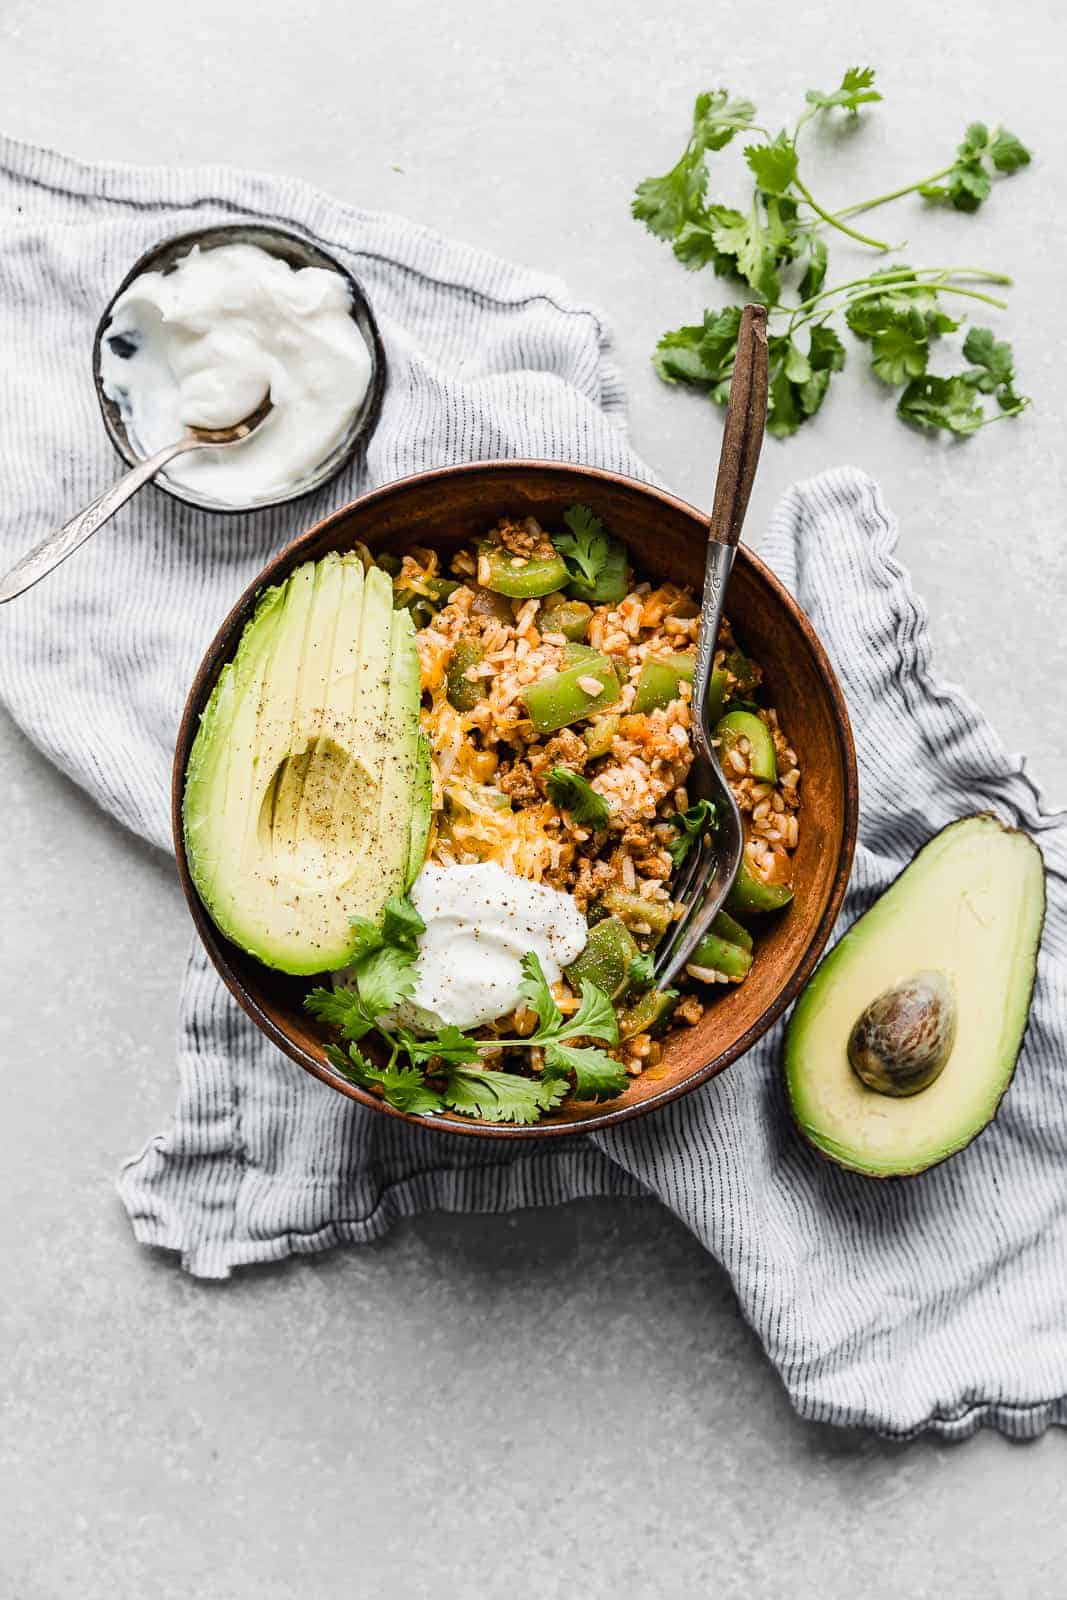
[172,459,858,1138]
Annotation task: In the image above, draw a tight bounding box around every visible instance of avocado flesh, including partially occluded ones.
[183,553,428,975]
[785,814,1045,1177]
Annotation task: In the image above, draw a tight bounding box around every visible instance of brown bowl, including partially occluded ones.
[173,461,858,1137]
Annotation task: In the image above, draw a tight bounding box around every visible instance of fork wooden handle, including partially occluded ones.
[708,304,768,549]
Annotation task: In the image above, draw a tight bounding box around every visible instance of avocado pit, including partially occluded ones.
[848,970,957,1097]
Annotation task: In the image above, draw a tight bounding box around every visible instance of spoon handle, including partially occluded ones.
[708,303,768,551]
[691,305,769,747]
[0,437,196,604]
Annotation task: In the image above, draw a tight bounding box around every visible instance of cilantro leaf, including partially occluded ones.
[305,985,376,1041]
[798,234,828,299]
[349,893,424,962]
[347,914,386,963]
[542,1041,629,1102]
[327,1043,444,1116]
[441,1067,567,1125]
[805,66,881,116]
[632,150,708,241]
[844,267,943,335]
[402,1023,483,1067]
[517,950,562,1036]
[546,767,610,829]
[654,306,742,394]
[565,980,619,1046]
[989,128,1031,174]
[671,218,728,273]
[844,271,960,390]
[351,944,418,1016]
[744,133,798,197]
[666,798,717,868]
[920,123,1031,213]
[704,206,783,303]
[897,375,985,435]
[554,504,609,588]
[870,320,930,385]
[961,326,1015,392]
[628,952,656,990]
[381,895,425,951]
[691,89,759,152]
[632,90,758,242]
[765,325,846,435]
[734,215,783,304]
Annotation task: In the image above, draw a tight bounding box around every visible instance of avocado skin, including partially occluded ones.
[784,813,1046,1180]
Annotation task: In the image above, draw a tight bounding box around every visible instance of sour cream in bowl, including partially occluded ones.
[93,224,385,513]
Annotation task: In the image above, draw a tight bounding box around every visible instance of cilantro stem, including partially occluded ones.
[793,176,892,250]
[831,168,955,219]
[776,266,1012,335]
[787,279,1009,337]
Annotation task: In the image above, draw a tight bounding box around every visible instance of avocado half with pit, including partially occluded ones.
[183,552,431,976]
[785,813,1045,1178]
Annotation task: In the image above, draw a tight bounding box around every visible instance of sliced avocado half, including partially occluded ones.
[183,552,429,975]
[785,813,1045,1178]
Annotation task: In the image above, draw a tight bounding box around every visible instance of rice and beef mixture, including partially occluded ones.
[390,513,801,1078]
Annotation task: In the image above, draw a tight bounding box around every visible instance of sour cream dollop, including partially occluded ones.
[394,862,588,1033]
[99,242,371,506]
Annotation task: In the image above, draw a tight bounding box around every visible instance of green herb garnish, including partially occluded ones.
[628,952,656,990]
[666,798,717,869]
[634,67,1031,440]
[554,505,610,587]
[546,766,611,829]
[305,908,625,1124]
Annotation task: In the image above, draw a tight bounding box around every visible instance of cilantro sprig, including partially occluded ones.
[635,67,1032,441]
[666,798,718,868]
[554,503,610,587]
[546,766,611,829]
[305,903,627,1124]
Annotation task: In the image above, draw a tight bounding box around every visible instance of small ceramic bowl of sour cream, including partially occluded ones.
[92,223,386,514]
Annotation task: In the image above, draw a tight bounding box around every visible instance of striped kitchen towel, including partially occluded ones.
[1,138,1064,1441]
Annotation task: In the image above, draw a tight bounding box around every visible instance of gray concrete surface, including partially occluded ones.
[2,0,1065,1594]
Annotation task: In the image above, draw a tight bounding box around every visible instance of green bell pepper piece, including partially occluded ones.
[600,889,673,938]
[632,652,695,714]
[540,593,593,642]
[725,859,794,918]
[688,928,753,981]
[715,710,777,783]
[618,987,678,1041]
[711,909,752,952]
[446,637,488,712]
[565,916,639,1002]
[522,653,620,734]
[583,713,620,759]
[478,542,569,599]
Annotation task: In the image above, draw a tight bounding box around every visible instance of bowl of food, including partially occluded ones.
[174,460,858,1136]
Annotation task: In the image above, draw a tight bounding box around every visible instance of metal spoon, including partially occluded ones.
[0,397,273,604]
[655,303,768,987]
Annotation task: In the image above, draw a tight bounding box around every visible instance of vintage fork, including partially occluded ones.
[654,303,768,987]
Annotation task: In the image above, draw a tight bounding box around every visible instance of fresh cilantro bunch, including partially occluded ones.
[634,67,1031,440]
[304,896,629,1125]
